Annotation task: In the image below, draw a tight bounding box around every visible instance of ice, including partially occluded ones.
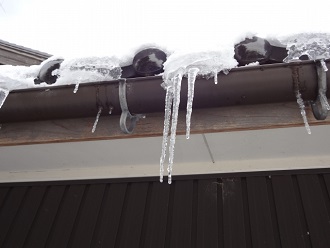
[186,68,199,139]
[159,86,173,183]
[320,60,328,72]
[167,73,183,184]
[92,106,103,133]
[213,70,218,84]
[160,48,238,183]
[295,90,311,134]
[73,82,80,93]
[282,33,330,65]
[56,56,122,86]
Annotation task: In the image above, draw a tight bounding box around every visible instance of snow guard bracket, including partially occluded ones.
[311,60,330,120]
[119,79,145,134]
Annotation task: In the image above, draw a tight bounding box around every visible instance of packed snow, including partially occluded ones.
[281,33,330,71]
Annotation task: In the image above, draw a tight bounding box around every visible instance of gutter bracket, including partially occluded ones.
[311,61,330,120]
[119,79,145,134]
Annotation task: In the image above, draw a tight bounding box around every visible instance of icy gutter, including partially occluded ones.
[0,59,327,124]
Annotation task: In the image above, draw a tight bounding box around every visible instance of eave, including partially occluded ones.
[0,60,329,146]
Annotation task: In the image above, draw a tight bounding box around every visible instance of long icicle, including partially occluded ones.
[168,73,183,184]
[295,90,311,134]
[186,68,199,139]
[160,85,174,183]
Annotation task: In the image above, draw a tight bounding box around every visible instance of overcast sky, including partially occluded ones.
[1,0,330,57]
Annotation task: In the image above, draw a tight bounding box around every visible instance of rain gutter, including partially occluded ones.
[0,60,328,124]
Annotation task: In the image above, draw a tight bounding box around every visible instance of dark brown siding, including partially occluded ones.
[1,169,330,248]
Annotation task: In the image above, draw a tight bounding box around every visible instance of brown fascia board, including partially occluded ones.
[0,39,51,65]
[0,60,327,124]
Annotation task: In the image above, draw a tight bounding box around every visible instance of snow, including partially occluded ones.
[281,33,330,66]
[160,48,238,183]
[0,56,122,108]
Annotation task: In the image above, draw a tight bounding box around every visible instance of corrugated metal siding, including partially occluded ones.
[1,171,330,248]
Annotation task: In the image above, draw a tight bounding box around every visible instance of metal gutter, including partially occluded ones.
[0,60,328,123]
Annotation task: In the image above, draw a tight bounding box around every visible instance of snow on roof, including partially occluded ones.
[0,39,51,59]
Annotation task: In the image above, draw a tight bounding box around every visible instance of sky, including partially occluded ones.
[1,0,330,58]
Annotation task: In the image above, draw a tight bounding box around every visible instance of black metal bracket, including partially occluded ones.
[311,61,330,120]
[119,79,145,134]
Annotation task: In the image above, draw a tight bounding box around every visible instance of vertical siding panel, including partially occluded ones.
[115,182,149,248]
[169,180,194,248]
[143,182,171,248]
[0,187,28,247]
[46,185,86,248]
[24,185,66,248]
[2,186,46,248]
[272,176,309,248]
[68,184,106,248]
[323,174,330,198]
[222,177,246,248]
[247,177,276,248]
[196,179,218,248]
[298,174,330,248]
[91,183,127,248]
[217,178,225,248]
[0,187,9,209]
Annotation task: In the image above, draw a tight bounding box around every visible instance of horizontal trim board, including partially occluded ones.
[0,168,330,187]
[0,101,329,146]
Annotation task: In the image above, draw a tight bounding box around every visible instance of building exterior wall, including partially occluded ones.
[0,169,330,248]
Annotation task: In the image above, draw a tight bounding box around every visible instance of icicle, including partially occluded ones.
[160,85,173,183]
[222,69,229,75]
[186,68,199,139]
[109,106,114,115]
[213,70,218,84]
[73,82,80,93]
[168,73,183,184]
[92,106,103,133]
[295,90,311,134]
[320,59,328,72]
[0,88,9,109]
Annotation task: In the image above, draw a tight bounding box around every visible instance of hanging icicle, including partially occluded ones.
[160,85,174,183]
[186,68,199,139]
[295,90,311,134]
[92,106,103,133]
